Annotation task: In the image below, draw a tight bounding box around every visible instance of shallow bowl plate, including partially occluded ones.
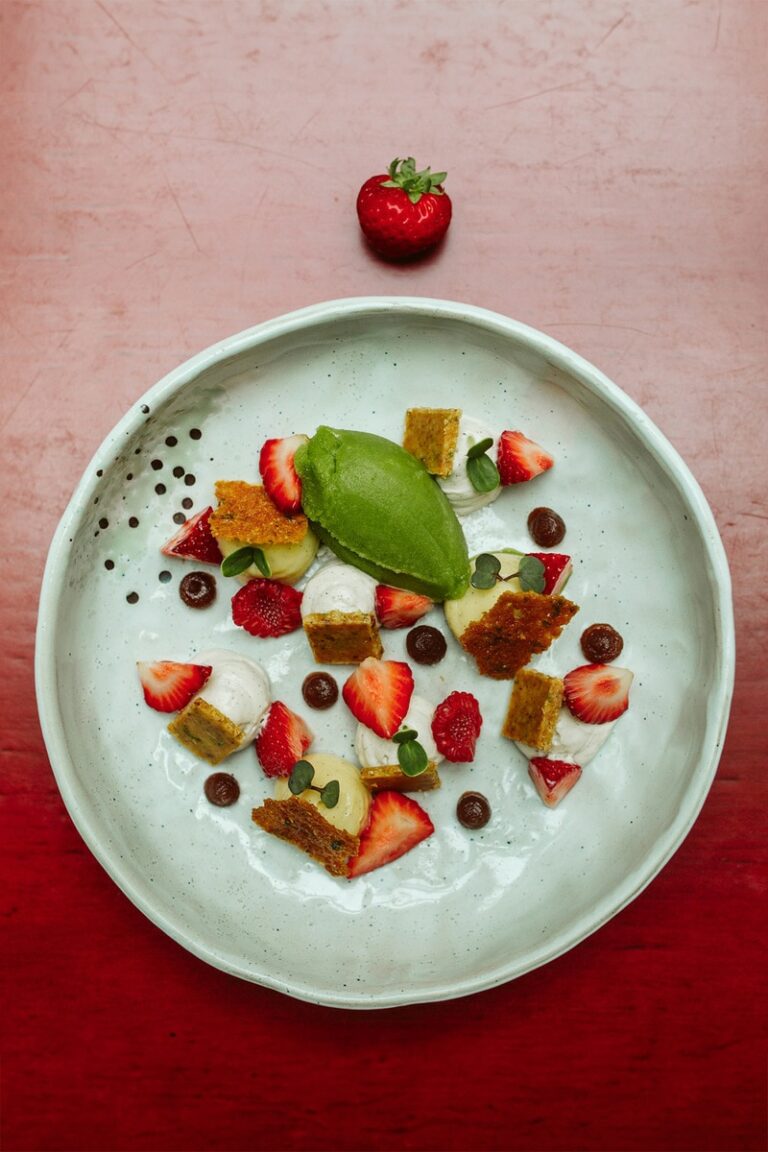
[36,297,734,1008]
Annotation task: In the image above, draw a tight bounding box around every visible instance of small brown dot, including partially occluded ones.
[173,465,184,478]
[181,497,193,509]
[104,559,115,571]
[189,428,202,440]
[96,469,103,477]
[126,591,139,604]
[184,473,196,486]
[141,404,150,414]
[155,483,166,495]
[158,570,172,583]
[165,435,178,447]
[151,459,163,471]
[128,516,139,528]
[99,517,109,529]
[126,473,133,481]
[172,512,186,525]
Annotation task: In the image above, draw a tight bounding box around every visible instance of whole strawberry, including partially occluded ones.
[356,157,452,261]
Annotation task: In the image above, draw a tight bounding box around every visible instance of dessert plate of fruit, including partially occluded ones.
[36,297,734,1008]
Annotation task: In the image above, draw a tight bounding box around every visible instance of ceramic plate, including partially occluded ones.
[36,298,734,1008]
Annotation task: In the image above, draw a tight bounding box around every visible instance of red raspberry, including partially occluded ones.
[231,579,303,638]
[431,691,483,763]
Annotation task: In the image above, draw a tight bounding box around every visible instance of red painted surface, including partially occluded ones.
[2,2,766,1149]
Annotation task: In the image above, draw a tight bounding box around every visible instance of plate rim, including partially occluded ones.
[35,296,735,1008]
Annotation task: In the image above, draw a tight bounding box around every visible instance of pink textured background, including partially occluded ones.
[2,2,766,1150]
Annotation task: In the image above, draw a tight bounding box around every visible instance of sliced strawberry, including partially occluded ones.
[231,578,303,638]
[342,657,414,739]
[255,701,313,778]
[258,434,308,515]
[431,691,483,762]
[160,506,223,564]
[529,757,582,807]
[348,791,434,877]
[137,660,212,713]
[527,552,572,594]
[374,584,433,629]
[497,430,554,485]
[563,663,633,724]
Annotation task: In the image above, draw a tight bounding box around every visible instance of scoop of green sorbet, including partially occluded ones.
[294,426,469,600]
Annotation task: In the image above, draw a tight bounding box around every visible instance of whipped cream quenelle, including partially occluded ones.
[273,753,371,835]
[355,694,442,769]
[194,649,271,748]
[438,415,502,517]
[300,559,377,618]
[516,707,616,766]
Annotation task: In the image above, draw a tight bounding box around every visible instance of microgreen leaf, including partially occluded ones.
[250,547,271,577]
[517,555,546,593]
[466,437,494,460]
[397,738,429,777]
[221,546,255,577]
[320,779,340,808]
[392,727,418,745]
[466,453,500,494]
[288,759,314,795]
[471,553,501,589]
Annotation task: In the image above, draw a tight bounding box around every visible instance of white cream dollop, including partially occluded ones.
[354,694,442,769]
[516,707,616,766]
[300,559,377,618]
[273,753,371,835]
[437,414,502,517]
[194,649,271,748]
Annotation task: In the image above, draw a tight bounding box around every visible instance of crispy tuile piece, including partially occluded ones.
[360,762,442,793]
[303,611,383,665]
[252,797,360,877]
[501,668,564,751]
[168,697,245,765]
[403,408,461,477]
[460,591,579,679]
[210,481,308,546]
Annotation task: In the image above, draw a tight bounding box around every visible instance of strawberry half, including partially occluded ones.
[527,552,572,594]
[231,578,303,638]
[374,584,433,629]
[160,506,223,564]
[137,660,212,713]
[348,791,434,877]
[258,434,308,516]
[431,691,483,763]
[497,431,554,485]
[528,757,582,807]
[342,657,414,739]
[255,701,313,778]
[563,663,634,724]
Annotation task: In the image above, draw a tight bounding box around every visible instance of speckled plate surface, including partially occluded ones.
[36,298,734,1008]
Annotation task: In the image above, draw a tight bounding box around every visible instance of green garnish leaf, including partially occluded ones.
[397,738,429,777]
[466,453,500,494]
[288,759,314,795]
[466,437,494,460]
[320,779,340,808]
[251,546,271,577]
[221,546,255,577]
[392,727,418,745]
[471,552,501,589]
[517,554,546,593]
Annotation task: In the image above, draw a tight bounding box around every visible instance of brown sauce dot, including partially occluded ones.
[173,465,184,478]
[126,592,139,604]
[172,512,186,525]
[179,571,216,608]
[126,473,133,481]
[141,404,150,414]
[184,473,196,486]
[527,506,566,547]
[302,672,339,710]
[406,625,447,665]
[457,791,491,829]
[181,497,193,509]
[96,469,103,477]
[204,772,240,807]
[128,516,139,528]
[165,435,178,447]
[155,483,166,495]
[158,570,172,583]
[99,517,109,529]
[189,428,202,440]
[581,623,624,663]
[151,459,163,471]
[104,559,115,571]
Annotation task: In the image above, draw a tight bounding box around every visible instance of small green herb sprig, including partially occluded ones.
[287,760,340,808]
[221,545,270,578]
[466,438,500,494]
[392,727,429,777]
[470,552,546,592]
